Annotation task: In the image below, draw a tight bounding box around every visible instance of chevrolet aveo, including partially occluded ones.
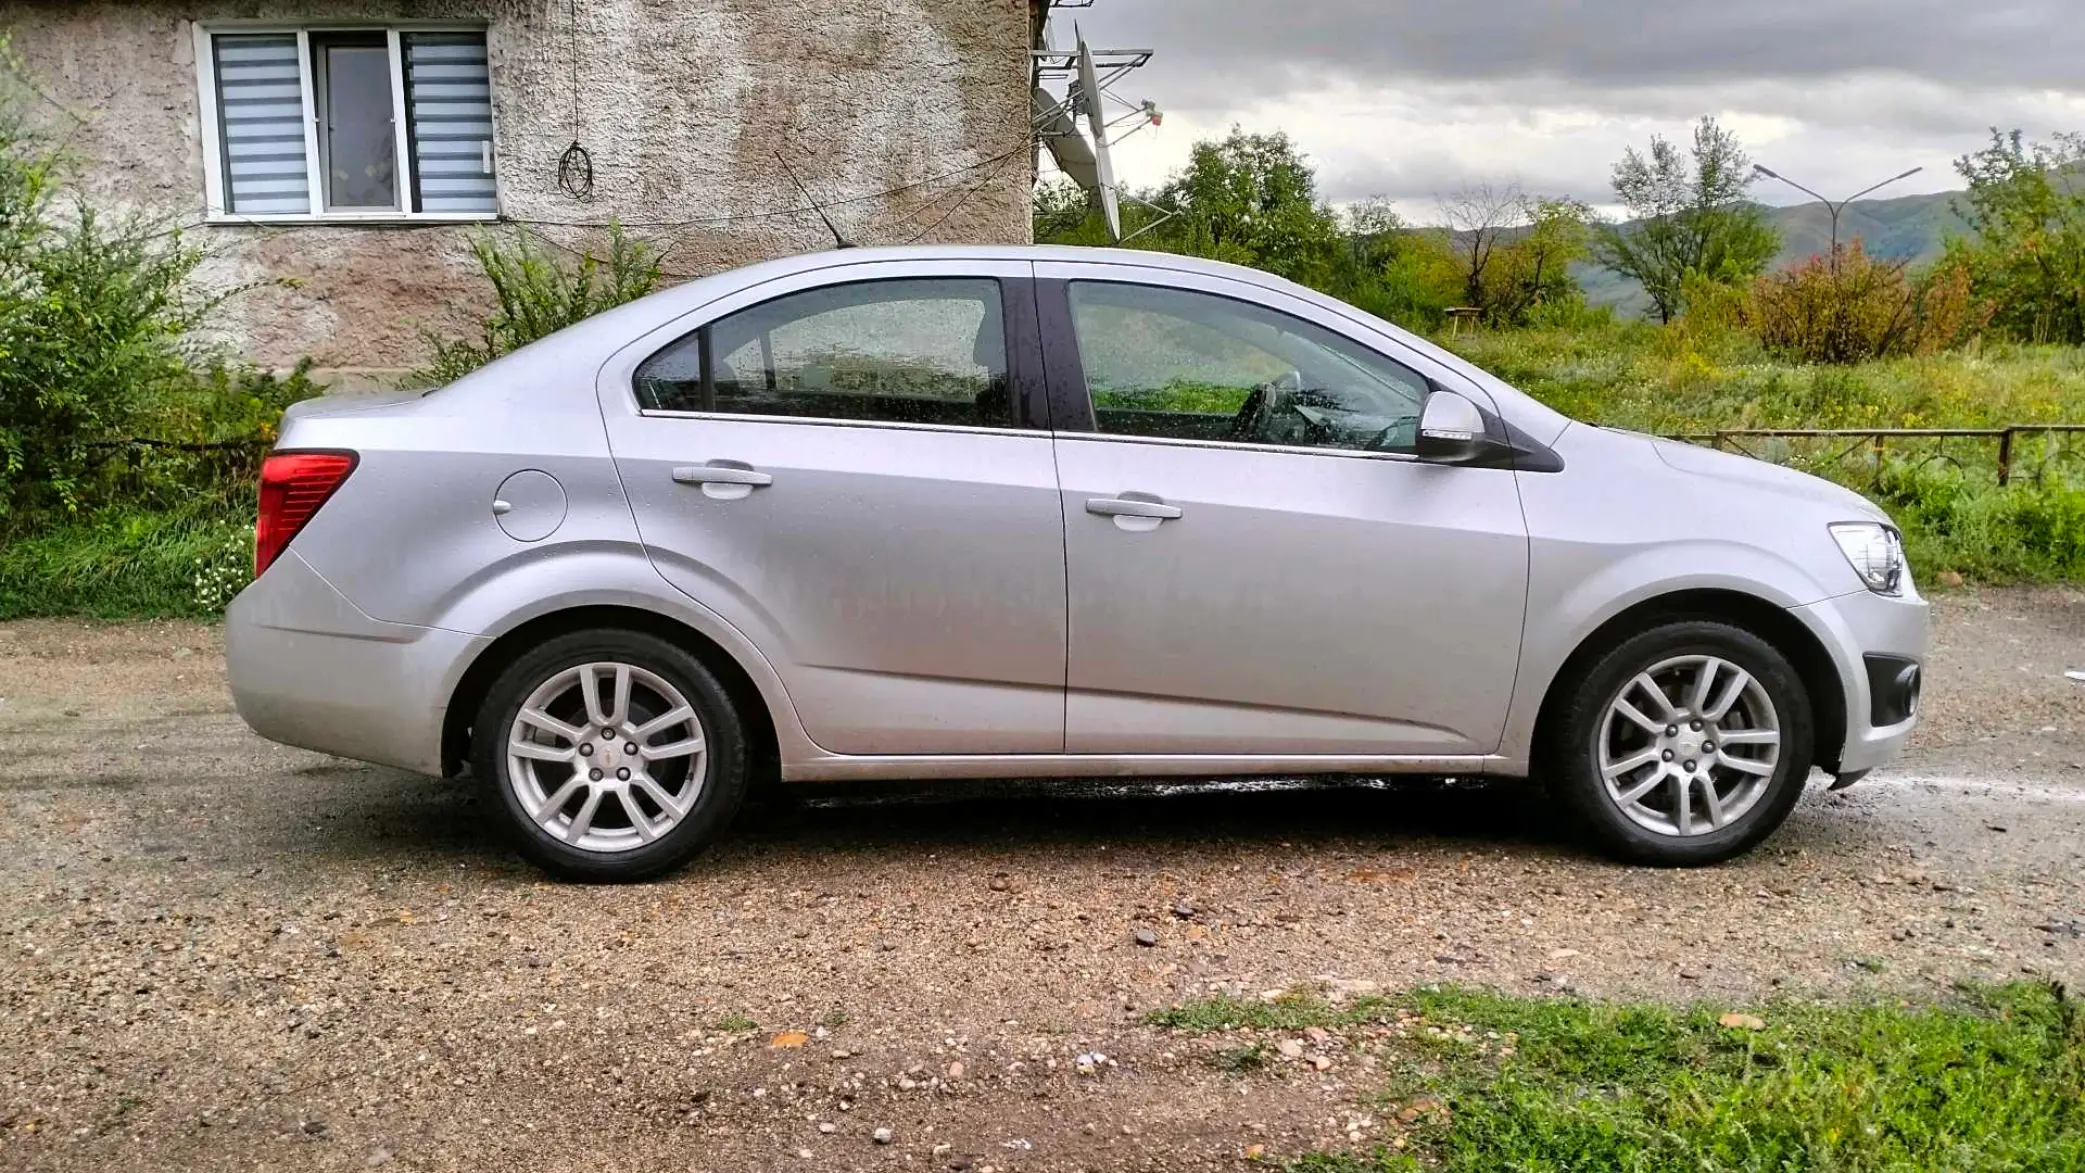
[226,245,1927,881]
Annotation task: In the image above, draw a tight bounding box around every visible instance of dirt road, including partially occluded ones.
[2,589,2083,1171]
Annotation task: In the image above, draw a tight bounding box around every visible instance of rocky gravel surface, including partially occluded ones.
[1,587,2083,1171]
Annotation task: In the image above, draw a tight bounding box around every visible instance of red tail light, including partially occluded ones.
[255,450,357,576]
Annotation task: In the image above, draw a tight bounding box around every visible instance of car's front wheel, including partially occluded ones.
[1546,620,1814,866]
[472,630,748,881]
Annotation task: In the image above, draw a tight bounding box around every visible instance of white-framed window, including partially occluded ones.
[194,23,498,222]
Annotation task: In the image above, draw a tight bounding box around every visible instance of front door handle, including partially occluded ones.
[1086,497,1183,520]
[673,464,773,487]
[673,462,772,500]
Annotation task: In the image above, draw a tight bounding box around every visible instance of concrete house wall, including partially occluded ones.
[1,0,1036,380]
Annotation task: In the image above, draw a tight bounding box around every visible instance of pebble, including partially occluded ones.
[1171,901,1195,919]
[1133,929,1158,947]
[1276,1039,1305,1059]
[872,1127,894,1145]
[819,1122,837,1134]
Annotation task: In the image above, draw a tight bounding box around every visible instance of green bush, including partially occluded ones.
[1876,463,2085,583]
[412,223,661,386]
[0,184,217,525]
[0,42,309,541]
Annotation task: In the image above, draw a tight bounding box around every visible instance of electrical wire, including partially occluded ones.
[893,149,1031,245]
[509,139,1034,233]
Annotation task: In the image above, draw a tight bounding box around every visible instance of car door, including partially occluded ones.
[1036,264,1530,757]
[599,260,1067,755]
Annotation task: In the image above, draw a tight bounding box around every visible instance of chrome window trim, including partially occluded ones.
[630,410,1045,439]
[1051,429,1425,465]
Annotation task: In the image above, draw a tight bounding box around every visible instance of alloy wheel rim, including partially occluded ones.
[506,661,707,854]
[1595,654,1781,838]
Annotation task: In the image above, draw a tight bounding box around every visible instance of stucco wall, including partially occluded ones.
[0,0,1034,375]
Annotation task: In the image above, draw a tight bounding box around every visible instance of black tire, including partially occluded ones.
[472,629,749,881]
[1544,620,1814,866]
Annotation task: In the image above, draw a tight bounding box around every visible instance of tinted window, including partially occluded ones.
[1067,282,1429,453]
[634,278,1013,428]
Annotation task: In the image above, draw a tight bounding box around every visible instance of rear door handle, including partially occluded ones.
[673,462,772,500]
[1086,497,1182,520]
[673,464,773,487]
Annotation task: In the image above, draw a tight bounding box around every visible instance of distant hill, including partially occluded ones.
[1576,189,1974,316]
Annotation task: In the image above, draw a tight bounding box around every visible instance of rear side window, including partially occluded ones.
[633,278,1013,428]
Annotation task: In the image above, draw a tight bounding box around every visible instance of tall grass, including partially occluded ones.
[1443,321,2085,582]
[0,501,248,619]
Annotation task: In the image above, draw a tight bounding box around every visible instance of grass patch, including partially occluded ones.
[0,504,249,620]
[713,1011,757,1033]
[1440,323,2085,584]
[1149,982,2085,1172]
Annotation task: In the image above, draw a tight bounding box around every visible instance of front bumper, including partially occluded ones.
[1793,585,1930,777]
[226,551,487,776]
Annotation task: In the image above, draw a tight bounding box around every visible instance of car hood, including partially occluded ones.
[1650,437,1889,522]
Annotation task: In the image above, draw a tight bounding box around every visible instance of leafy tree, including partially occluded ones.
[1595,116,1780,322]
[1145,128,1345,287]
[1946,129,2085,344]
[1328,197,1462,329]
[1482,196,1595,326]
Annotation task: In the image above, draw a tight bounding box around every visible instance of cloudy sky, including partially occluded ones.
[1051,0,2085,221]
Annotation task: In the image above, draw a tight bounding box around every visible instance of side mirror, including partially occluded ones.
[1415,389,1495,464]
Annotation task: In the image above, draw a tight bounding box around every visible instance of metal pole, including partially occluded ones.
[1751,165,1924,263]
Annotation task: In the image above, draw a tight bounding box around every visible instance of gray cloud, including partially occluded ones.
[1068,1,2085,111]
[1062,1,2085,215]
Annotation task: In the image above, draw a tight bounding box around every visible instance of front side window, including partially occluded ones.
[634,279,1015,429]
[1066,281,1429,453]
[204,28,496,218]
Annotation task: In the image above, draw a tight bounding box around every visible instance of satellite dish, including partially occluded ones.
[1034,86,1098,191]
[1076,33,1122,241]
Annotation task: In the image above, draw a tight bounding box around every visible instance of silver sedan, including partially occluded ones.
[226,245,1927,880]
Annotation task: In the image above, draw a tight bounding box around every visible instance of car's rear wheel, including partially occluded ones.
[472,629,748,881]
[1545,620,1814,866]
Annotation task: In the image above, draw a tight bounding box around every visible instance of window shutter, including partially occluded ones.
[402,32,496,213]
[212,34,312,215]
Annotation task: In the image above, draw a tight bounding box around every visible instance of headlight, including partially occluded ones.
[1829,522,1906,595]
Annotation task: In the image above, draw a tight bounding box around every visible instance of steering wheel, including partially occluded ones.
[1230,370,1306,443]
[1367,414,1420,452]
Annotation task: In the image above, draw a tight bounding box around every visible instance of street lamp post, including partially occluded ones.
[1751,165,1925,261]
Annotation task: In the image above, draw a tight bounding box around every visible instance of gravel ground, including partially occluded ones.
[2,588,2083,1172]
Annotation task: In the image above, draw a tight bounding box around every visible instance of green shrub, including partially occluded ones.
[1876,462,2085,583]
[0,42,307,538]
[412,224,661,386]
[0,195,217,525]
